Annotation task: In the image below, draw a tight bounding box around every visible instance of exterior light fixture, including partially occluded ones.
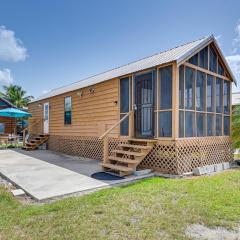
[114,100,118,105]
[77,91,83,97]
[89,88,95,93]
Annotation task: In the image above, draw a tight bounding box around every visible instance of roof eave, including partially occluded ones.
[176,35,237,86]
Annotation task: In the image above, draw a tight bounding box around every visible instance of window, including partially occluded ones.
[120,77,130,136]
[199,46,208,69]
[196,71,205,111]
[207,75,214,112]
[159,66,172,109]
[159,111,172,137]
[0,123,4,134]
[218,61,224,75]
[185,111,195,137]
[179,65,184,109]
[216,114,222,136]
[188,53,198,66]
[216,78,222,113]
[185,67,195,110]
[179,111,184,138]
[207,114,214,136]
[64,96,72,125]
[209,46,217,72]
[223,80,230,114]
[224,116,230,135]
[196,113,205,137]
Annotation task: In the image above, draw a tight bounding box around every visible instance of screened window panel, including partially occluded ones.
[159,66,172,109]
[64,96,72,125]
[218,61,224,75]
[207,75,214,112]
[120,114,129,136]
[223,80,230,114]
[185,111,195,137]
[216,114,222,136]
[188,53,198,66]
[197,113,205,137]
[207,114,214,136]
[199,46,208,69]
[185,67,195,110]
[179,111,184,138]
[224,116,230,135]
[159,111,172,137]
[0,123,4,134]
[209,46,217,73]
[216,78,223,113]
[179,65,184,109]
[120,77,129,113]
[196,71,205,111]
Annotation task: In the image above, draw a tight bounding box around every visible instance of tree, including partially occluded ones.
[0,84,34,108]
[232,104,240,149]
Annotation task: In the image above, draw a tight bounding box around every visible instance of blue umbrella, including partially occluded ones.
[0,108,31,142]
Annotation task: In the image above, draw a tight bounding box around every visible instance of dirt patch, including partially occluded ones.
[186,224,240,240]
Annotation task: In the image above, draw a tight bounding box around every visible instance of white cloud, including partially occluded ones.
[0,26,27,62]
[0,68,13,84]
[226,55,240,89]
[232,20,240,54]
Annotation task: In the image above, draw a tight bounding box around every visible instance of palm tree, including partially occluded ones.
[0,84,34,108]
[232,104,240,149]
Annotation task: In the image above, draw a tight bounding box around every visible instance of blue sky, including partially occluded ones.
[0,0,240,97]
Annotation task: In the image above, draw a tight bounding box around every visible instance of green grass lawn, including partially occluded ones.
[0,170,240,240]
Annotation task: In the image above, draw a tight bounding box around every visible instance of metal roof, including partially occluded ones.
[34,35,236,102]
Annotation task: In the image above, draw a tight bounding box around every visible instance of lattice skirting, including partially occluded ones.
[47,135,232,174]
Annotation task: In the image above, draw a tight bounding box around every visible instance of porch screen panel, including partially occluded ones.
[159,111,172,137]
[223,80,230,114]
[120,77,130,136]
[179,111,184,138]
[185,67,195,110]
[207,75,214,112]
[159,65,172,109]
[196,113,205,137]
[185,111,195,137]
[224,116,230,135]
[216,78,223,113]
[179,65,184,109]
[196,71,205,111]
[216,114,222,136]
[207,114,214,136]
[209,46,217,73]
[199,46,208,69]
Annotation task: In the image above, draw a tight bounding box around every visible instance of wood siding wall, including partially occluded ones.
[28,78,120,137]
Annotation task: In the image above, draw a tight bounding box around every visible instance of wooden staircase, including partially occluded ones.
[22,134,49,151]
[101,139,156,176]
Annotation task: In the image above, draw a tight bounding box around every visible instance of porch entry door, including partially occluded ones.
[134,71,154,138]
[43,102,49,134]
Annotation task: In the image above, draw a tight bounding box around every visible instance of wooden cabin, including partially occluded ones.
[28,35,236,175]
[0,97,17,135]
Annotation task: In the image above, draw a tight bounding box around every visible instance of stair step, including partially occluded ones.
[112,150,145,157]
[128,138,157,143]
[26,142,37,146]
[108,156,139,164]
[101,163,133,172]
[119,144,152,150]
[22,146,35,150]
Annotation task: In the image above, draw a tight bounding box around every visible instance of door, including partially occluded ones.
[43,102,49,134]
[134,71,155,138]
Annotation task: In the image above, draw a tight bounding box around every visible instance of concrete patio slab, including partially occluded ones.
[0,149,108,200]
[0,149,154,201]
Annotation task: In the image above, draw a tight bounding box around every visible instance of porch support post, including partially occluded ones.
[172,62,179,139]
[103,136,109,163]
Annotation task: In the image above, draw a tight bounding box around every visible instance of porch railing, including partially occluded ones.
[22,118,43,146]
[99,110,133,163]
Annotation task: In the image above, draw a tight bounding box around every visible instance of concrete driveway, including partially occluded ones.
[0,149,108,201]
